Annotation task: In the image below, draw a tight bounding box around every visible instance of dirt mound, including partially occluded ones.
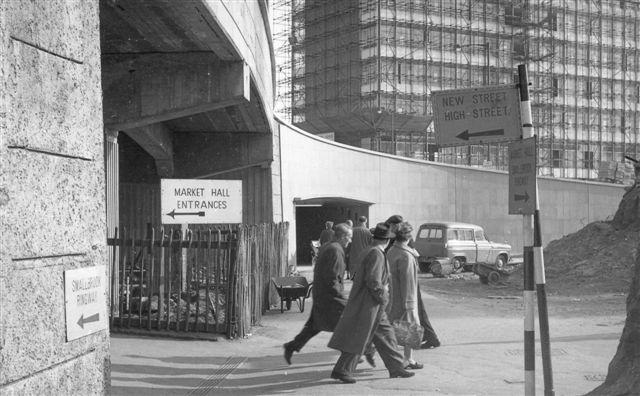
[507,186,640,296]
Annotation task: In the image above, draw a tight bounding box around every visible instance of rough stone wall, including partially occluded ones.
[0,1,109,394]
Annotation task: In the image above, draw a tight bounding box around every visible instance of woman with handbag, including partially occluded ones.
[386,221,424,370]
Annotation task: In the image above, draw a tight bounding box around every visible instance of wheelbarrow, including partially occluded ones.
[472,262,514,285]
[271,276,313,313]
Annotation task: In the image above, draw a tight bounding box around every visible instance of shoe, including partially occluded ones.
[405,362,424,370]
[390,370,415,378]
[365,353,376,368]
[283,343,294,365]
[420,340,441,349]
[331,371,356,384]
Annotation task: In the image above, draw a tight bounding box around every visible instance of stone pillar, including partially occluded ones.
[0,1,110,394]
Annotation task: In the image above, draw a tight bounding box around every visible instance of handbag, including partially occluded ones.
[392,313,424,349]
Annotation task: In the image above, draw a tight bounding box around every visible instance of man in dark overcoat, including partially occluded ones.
[283,223,352,365]
[328,223,414,384]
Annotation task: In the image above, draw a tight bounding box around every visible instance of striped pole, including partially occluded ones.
[535,208,555,396]
[518,64,535,396]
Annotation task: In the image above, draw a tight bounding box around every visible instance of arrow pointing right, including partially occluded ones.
[514,192,530,202]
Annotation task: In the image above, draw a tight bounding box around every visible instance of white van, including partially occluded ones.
[414,222,511,273]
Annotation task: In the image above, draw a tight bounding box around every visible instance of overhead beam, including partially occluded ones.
[125,123,174,177]
[102,0,241,61]
[103,53,249,130]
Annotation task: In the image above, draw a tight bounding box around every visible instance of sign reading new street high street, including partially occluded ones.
[161,179,243,224]
[64,266,108,341]
[508,137,537,215]
[432,84,522,147]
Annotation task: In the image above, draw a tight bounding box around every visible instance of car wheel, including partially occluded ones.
[418,261,431,273]
[495,255,507,270]
[451,257,464,272]
[487,271,501,285]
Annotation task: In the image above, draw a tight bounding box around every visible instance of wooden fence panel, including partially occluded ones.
[108,222,288,338]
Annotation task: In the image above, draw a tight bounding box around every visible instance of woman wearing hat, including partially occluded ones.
[387,221,424,370]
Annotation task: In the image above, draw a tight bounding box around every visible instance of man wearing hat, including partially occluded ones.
[328,223,414,383]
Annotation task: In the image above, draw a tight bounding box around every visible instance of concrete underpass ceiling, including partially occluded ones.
[100,0,270,166]
[293,197,374,208]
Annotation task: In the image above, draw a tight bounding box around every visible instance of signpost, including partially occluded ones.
[161,179,242,224]
[64,266,108,341]
[432,72,553,395]
[508,137,537,215]
[432,85,522,147]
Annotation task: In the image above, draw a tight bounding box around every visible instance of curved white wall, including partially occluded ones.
[278,118,626,266]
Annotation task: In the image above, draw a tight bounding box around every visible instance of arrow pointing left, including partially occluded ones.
[166,209,206,219]
[77,313,100,329]
[456,129,505,141]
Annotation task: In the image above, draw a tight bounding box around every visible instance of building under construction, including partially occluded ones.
[273,1,640,180]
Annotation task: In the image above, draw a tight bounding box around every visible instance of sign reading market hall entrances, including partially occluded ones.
[432,84,522,147]
[64,266,108,341]
[161,179,243,224]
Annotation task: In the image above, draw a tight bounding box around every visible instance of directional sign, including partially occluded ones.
[432,85,522,147]
[161,179,242,224]
[508,137,537,215]
[64,266,107,341]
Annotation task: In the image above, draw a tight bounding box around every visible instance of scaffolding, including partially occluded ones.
[273,0,640,180]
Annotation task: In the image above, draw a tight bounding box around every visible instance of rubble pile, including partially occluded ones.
[509,185,640,296]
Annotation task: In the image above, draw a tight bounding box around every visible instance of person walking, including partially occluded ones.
[328,223,414,384]
[283,223,355,365]
[385,214,441,349]
[386,221,424,370]
[348,216,372,280]
[318,221,335,246]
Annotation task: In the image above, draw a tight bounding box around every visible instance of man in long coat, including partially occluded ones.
[328,223,414,383]
[347,216,372,279]
[283,223,352,365]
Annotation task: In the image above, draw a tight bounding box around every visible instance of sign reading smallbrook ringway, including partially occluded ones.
[161,179,242,224]
[432,85,522,147]
[508,137,537,215]
[64,266,108,342]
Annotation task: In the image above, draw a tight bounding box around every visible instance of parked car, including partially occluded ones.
[414,222,511,273]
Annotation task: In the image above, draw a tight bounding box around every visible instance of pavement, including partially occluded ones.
[110,268,625,396]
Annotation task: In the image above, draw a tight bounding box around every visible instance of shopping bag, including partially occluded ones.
[392,319,424,349]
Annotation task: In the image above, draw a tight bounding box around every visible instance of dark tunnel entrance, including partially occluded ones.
[294,197,373,266]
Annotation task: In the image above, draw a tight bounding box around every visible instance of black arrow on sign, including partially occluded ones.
[77,313,100,329]
[514,192,530,202]
[167,210,206,219]
[456,129,505,141]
